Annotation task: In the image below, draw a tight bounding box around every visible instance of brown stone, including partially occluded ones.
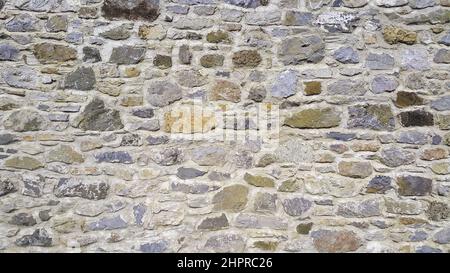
[383,26,417,45]
[163,106,216,134]
[420,147,448,161]
[304,81,322,95]
[102,0,160,22]
[311,230,362,253]
[210,80,241,102]
[338,161,373,178]
[395,91,424,108]
[200,54,224,68]
[232,50,262,67]
[212,185,249,212]
[33,43,77,64]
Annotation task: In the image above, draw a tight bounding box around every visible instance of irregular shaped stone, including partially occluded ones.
[173,17,213,30]
[100,25,131,40]
[254,192,277,212]
[178,45,192,64]
[333,46,359,64]
[153,54,172,69]
[244,173,274,188]
[337,199,381,217]
[212,185,249,212]
[102,0,160,21]
[433,49,450,63]
[176,69,207,87]
[274,139,314,164]
[74,98,124,131]
[315,12,358,33]
[6,13,41,32]
[398,130,428,144]
[64,67,96,91]
[380,147,415,167]
[95,151,133,164]
[248,85,267,101]
[426,201,449,221]
[400,47,430,70]
[284,107,341,129]
[4,156,43,170]
[439,31,450,46]
[9,213,37,226]
[278,35,325,65]
[224,0,266,8]
[33,43,77,64]
[198,214,229,230]
[383,26,417,44]
[376,0,408,7]
[282,197,312,216]
[86,216,128,231]
[366,176,392,193]
[109,46,146,65]
[431,162,450,175]
[347,104,395,131]
[146,81,182,107]
[15,229,52,247]
[433,228,450,244]
[366,53,395,70]
[192,146,227,166]
[342,0,368,7]
[200,54,224,68]
[397,175,432,196]
[395,91,424,108]
[371,75,398,93]
[304,81,321,96]
[311,230,361,253]
[206,30,231,43]
[0,44,20,61]
[327,79,366,96]
[176,167,206,180]
[54,178,109,200]
[409,0,436,8]
[421,147,448,161]
[47,145,84,164]
[83,47,101,63]
[271,70,298,98]
[210,80,241,102]
[245,10,281,26]
[0,178,16,197]
[140,240,168,253]
[138,24,166,40]
[2,66,37,89]
[431,96,450,111]
[46,15,68,32]
[204,234,245,253]
[284,11,313,26]
[152,148,182,166]
[385,197,423,215]
[232,50,262,67]
[163,106,215,133]
[338,161,373,178]
[22,174,44,197]
[399,110,434,127]
[235,214,288,230]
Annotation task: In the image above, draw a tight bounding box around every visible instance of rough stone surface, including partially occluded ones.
[311,230,362,253]
[348,105,395,131]
[64,67,96,91]
[380,147,416,167]
[284,107,341,129]
[102,0,160,21]
[73,98,124,131]
[109,46,146,65]
[146,81,182,107]
[397,175,432,196]
[54,178,109,200]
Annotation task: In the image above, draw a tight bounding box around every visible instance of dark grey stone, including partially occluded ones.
[133,203,146,225]
[282,197,312,216]
[140,240,168,253]
[83,47,101,63]
[109,46,146,64]
[333,46,359,64]
[6,14,41,32]
[54,178,109,200]
[132,108,154,118]
[0,134,18,145]
[64,67,96,91]
[87,215,128,231]
[176,167,207,180]
[0,178,16,197]
[75,98,124,131]
[366,175,392,193]
[9,213,37,226]
[15,229,52,247]
[326,132,356,141]
[0,44,20,61]
[95,151,133,164]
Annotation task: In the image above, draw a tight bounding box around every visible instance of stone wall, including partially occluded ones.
[0,0,450,253]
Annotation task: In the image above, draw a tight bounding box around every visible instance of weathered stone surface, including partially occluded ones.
[4,109,46,132]
[347,105,395,131]
[100,25,132,40]
[274,139,314,164]
[284,107,341,129]
[146,81,182,107]
[244,173,274,187]
[205,234,245,252]
[367,176,392,193]
[235,214,288,230]
[4,156,43,170]
[47,145,84,164]
[333,46,359,64]
[176,69,207,87]
[311,230,361,253]
[385,197,423,215]
[383,26,417,44]
[278,35,325,65]
[399,110,434,127]
[224,0,266,8]
[304,81,322,96]
[33,43,77,64]
[284,11,313,26]
[434,49,450,64]
[54,178,109,200]
[177,167,206,180]
[337,199,381,217]
[16,229,52,247]
[232,50,262,67]
[210,80,241,102]
[2,66,38,89]
[109,46,146,64]
[206,30,231,43]
[421,148,448,161]
[213,185,249,212]
[83,47,101,63]
[314,12,359,33]
[46,15,68,32]
[397,175,432,196]
[64,67,96,91]
[9,213,37,226]
[192,146,227,166]
[6,13,41,32]
[86,216,128,231]
[151,148,182,166]
[427,202,449,221]
[198,214,229,230]
[431,96,450,111]
[74,98,124,131]
[245,10,281,25]
[153,54,172,69]
[338,161,373,178]
[0,178,16,197]
[140,240,168,253]
[380,147,415,167]
[395,91,424,108]
[0,44,20,61]
[366,53,395,70]
[254,192,277,213]
[400,47,430,71]
[282,197,312,216]
[371,75,398,93]
[327,79,366,96]
[271,70,298,98]
[433,228,450,244]
[95,151,133,164]
[398,130,428,144]
[200,54,224,68]
[102,0,160,21]
[138,24,166,40]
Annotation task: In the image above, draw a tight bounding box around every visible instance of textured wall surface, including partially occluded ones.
[0,0,450,253]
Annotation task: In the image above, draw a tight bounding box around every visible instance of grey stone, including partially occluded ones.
[109,46,146,64]
[121,134,141,146]
[74,98,124,131]
[39,210,51,222]
[198,214,229,230]
[6,14,41,32]
[433,228,450,244]
[133,203,146,225]
[426,201,449,221]
[178,45,192,64]
[337,199,381,217]
[140,240,168,253]
[278,35,325,65]
[366,176,392,193]
[397,175,432,196]
[347,104,395,131]
[2,66,37,89]
[173,17,213,30]
[46,15,68,32]
[416,246,442,253]
[409,0,436,9]
[431,96,450,111]
[176,167,206,180]
[192,146,227,166]
[146,81,183,107]
[100,25,131,40]
[275,139,313,164]
[87,216,128,231]
[204,234,245,252]
[146,135,169,145]
[83,47,101,63]
[439,32,450,46]
[405,73,425,89]
[398,131,428,144]
[15,0,77,12]
[366,53,395,70]
[314,12,359,33]
[64,67,96,91]
[176,69,207,87]
[0,178,16,197]
[0,134,18,145]
[376,0,408,7]
[338,161,373,178]
[284,11,313,26]
[380,147,415,167]
[271,70,298,98]
[9,213,37,226]
[326,132,356,141]
[132,108,154,119]
[254,192,277,213]
[235,213,288,230]
[22,174,45,197]
[371,75,398,93]
[15,229,52,247]
[282,197,312,216]
[3,109,46,132]
[327,79,366,96]
[54,178,109,200]
[333,46,359,64]
[245,10,281,26]
[400,48,430,70]
[248,86,266,102]
[433,49,450,64]
[95,151,133,164]
[152,148,182,166]
[342,0,368,7]
[0,44,20,61]
[220,8,244,22]
[102,0,160,21]
[224,0,265,8]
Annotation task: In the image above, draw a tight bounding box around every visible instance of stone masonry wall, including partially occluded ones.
[0,0,450,253]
